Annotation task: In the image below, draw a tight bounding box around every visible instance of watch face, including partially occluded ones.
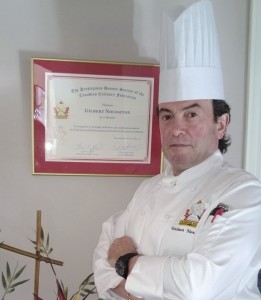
[115,253,138,279]
[115,258,128,278]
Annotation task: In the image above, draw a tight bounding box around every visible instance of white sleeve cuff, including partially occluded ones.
[125,255,169,299]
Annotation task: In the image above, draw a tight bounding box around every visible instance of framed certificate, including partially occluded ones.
[32,58,162,176]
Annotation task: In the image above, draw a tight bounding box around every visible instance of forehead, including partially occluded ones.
[158,99,213,112]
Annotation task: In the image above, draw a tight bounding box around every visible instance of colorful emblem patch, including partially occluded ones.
[179,200,206,227]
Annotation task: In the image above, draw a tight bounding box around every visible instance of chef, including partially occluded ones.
[92,1,261,299]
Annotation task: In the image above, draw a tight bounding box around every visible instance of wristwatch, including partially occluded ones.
[115,252,138,279]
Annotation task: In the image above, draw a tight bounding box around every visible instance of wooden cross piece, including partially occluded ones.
[0,210,63,299]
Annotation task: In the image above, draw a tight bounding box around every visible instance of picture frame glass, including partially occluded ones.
[32,58,162,176]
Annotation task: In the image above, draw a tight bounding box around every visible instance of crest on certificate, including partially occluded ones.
[54,101,69,119]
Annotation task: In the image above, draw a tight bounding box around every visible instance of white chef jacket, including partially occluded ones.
[92,151,261,299]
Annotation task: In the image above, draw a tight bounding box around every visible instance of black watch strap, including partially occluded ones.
[115,252,138,279]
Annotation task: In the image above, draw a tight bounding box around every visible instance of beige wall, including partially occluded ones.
[0,0,249,299]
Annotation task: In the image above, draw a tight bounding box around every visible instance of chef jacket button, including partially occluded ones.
[164,214,171,219]
[191,186,197,192]
[140,210,146,216]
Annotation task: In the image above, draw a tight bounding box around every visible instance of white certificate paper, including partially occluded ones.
[45,73,154,163]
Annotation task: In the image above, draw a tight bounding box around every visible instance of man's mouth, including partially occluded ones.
[170,143,189,148]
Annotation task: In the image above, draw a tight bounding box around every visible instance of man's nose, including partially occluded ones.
[168,119,186,136]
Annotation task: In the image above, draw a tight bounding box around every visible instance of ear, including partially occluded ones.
[216,113,230,139]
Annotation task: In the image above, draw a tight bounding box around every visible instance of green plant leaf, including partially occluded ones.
[46,233,50,250]
[40,226,44,242]
[82,288,94,293]
[6,262,11,281]
[29,238,37,245]
[82,288,96,294]
[6,288,15,294]
[79,273,94,288]
[10,279,30,288]
[2,263,29,299]
[2,272,7,289]
[13,265,26,280]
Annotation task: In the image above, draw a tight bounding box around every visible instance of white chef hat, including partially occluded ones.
[159,0,225,103]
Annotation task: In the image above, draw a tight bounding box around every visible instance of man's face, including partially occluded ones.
[158,100,228,176]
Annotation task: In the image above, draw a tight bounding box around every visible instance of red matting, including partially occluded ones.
[32,58,162,176]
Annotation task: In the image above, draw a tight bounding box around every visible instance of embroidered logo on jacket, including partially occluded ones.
[179,200,206,227]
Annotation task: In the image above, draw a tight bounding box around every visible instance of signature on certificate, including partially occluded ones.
[113,143,143,151]
[75,143,103,155]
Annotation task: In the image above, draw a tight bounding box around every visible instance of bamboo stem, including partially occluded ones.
[0,210,64,300]
[0,243,63,266]
[34,210,41,299]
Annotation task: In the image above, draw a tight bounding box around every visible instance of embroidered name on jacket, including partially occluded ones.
[179,200,206,227]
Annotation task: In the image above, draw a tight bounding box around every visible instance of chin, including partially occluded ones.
[168,156,189,168]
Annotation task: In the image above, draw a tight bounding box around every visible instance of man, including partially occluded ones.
[93,1,261,299]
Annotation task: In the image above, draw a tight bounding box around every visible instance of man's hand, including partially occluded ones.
[107,236,137,267]
[108,237,142,299]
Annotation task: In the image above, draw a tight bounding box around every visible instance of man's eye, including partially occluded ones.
[161,115,172,121]
[187,112,197,118]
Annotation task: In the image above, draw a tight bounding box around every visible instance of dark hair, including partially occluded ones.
[212,99,231,154]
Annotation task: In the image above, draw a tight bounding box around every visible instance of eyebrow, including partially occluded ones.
[182,103,201,111]
[157,103,201,114]
[157,107,171,114]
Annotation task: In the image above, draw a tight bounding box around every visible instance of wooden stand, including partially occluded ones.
[0,210,63,299]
